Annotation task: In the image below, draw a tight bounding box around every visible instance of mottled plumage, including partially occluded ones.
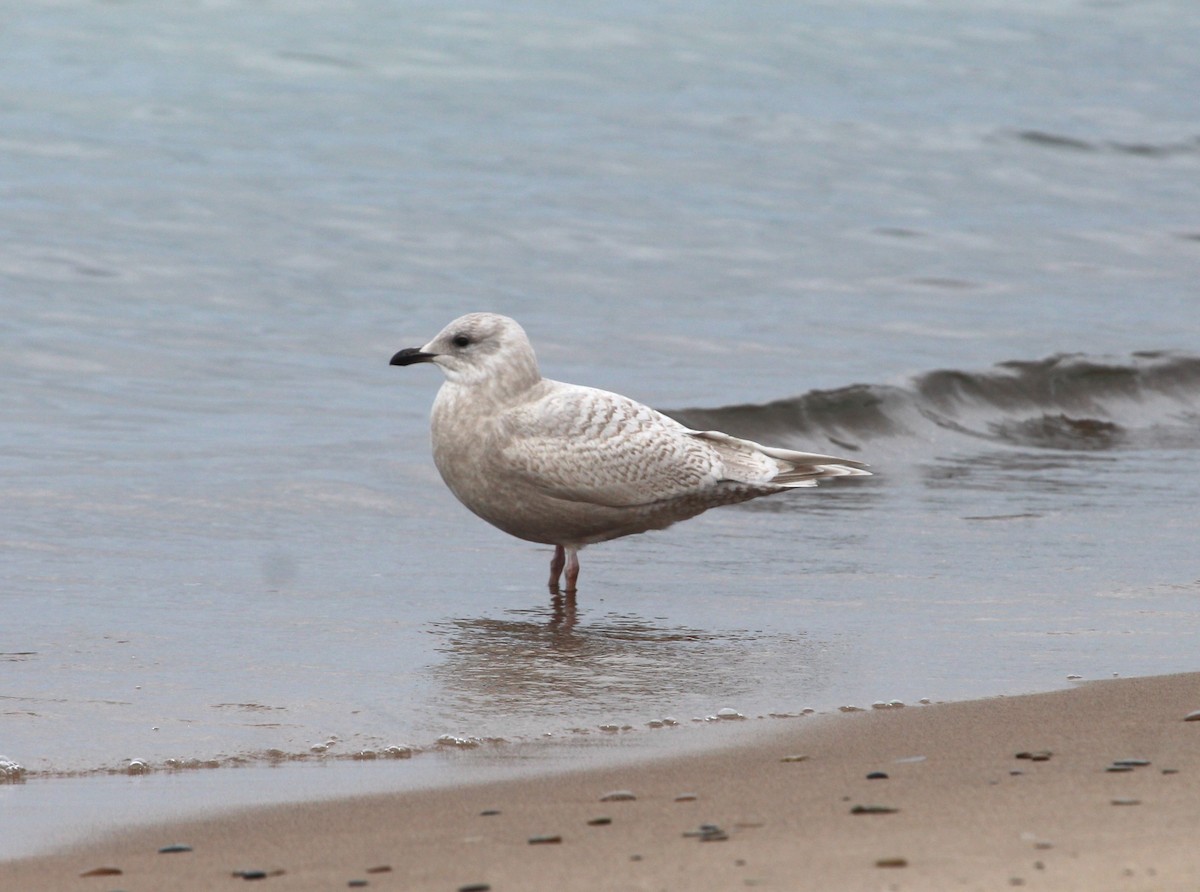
[391,313,870,593]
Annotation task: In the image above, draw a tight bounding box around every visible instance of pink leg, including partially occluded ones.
[548,544,565,592]
[563,547,580,594]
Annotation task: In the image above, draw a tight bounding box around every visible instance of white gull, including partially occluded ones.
[390,313,871,594]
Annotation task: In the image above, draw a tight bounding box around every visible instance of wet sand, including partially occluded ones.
[6,672,1199,891]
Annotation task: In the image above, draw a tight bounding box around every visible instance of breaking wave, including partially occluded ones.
[668,351,1200,456]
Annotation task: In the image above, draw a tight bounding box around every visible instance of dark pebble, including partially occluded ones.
[674,793,698,801]
[866,771,889,780]
[79,867,123,877]
[347,881,368,888]
[1015,750,1052,761]
[1105,765,1134,773]
[850,805,899,815]
[600,790,636,802]
[158,844,193,854]
[587,817,612,826]
[876,857,908,868]
[235,870,268,880]
[528,834,563,845]
[365,866,392,873]
[1162,768,1179,775]
[457,885,491,892]
[683,823,729,841]
[1111,759,1151,767]
[1111,798,1141,806]
[479,809,501,816]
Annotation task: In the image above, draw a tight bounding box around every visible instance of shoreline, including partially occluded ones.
[6,671,1199,890]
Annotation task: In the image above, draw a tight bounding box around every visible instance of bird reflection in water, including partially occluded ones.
[428,598,831,722]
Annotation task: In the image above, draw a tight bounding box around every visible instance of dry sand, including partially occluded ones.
[5,672,1200,891]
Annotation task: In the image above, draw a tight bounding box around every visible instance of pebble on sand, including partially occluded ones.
[780,754,809,763]
[365,865,392,873]
[1111,798,1142,806]
[79,866,123,877]
[457,884,491,892]
[528,834,563,844]
[587,817,613,826]
[866,771,889,780]
[850,805,899,815]
[158,844,193,854]
[683,824,729,841]
[875,857,908,868]
[1182,709,1200,722]
[674,793,698,801]
[600,790,636,801]
[1015,750,1052,761]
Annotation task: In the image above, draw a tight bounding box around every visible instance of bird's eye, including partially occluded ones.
[451,334,471,348]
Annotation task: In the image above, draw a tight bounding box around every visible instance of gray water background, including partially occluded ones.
[3,0,1200,856]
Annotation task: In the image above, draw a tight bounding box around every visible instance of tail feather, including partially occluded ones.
[690,429,872,488]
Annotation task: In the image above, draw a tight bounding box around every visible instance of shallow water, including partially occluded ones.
[3,0,1200,858]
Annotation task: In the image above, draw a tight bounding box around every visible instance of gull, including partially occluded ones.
[390,313,870,594]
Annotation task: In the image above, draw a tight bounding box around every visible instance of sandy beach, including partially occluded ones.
[6,671,1199,891]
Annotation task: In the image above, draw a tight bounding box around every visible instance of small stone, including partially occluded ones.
[1111,798,1141,806]
[457,885,491,892]
[600,789,636,801]
[235,870,268,880]
[866,771,889,780]
[683,823,728,841]
[876,857,908,868]
[479,809,501,816]
[366,866,392,874]
[158,844,193,854]
[1111,759,1151,767]
[79,867,123,877]
[528,834,563,844]
[1105,765,1134,773]
[674,793,698,801]
[780,754,809,763]
[1162,768,1179,775]
[1015,750,1052,761]
[1183,709,1200,722]
[347,882,368,888]
[587,817,612,826]
[850,805,899,815]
